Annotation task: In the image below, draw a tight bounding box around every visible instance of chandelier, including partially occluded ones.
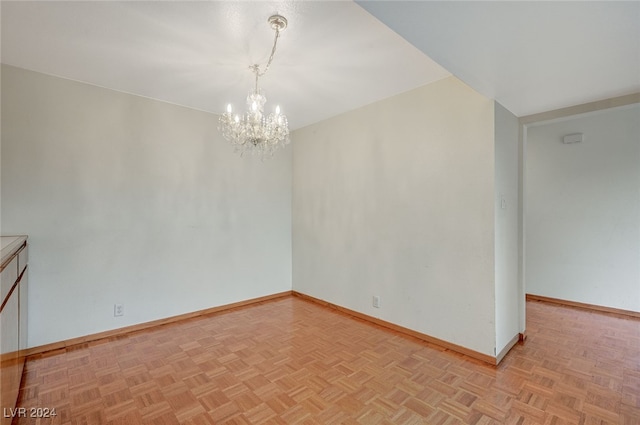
[218,15,290,158]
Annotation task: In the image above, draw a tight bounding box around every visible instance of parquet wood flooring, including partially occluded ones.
[11,297,640,424]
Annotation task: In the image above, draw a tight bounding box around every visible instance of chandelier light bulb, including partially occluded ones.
[226,104,232,113]
[275,105,281,115]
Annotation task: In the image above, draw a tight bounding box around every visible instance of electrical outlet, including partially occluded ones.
[114,304,124,317]
[373,296,381,308]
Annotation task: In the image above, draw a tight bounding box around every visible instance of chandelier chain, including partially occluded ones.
[252,28,281,79]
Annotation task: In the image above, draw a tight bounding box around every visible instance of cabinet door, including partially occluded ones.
[19,268,28,351]
[1,257,18,304]
[1,290,20,418]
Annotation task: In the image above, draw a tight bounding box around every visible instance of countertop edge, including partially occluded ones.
[1,236,28,270]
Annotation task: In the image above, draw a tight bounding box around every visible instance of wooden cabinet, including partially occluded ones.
[0,236,28,423]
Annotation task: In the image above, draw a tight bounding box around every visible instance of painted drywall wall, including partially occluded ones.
[494,103,520,353]
[525,104,640,312]
[1,65,292,347]
[292,77,497,356]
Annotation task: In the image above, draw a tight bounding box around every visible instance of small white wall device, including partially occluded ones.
[563,133,583,144]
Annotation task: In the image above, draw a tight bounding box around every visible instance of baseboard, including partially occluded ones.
[25,291,293,356]
[292,291,499,365]
[27,290,528,365]
[526,293,640,319]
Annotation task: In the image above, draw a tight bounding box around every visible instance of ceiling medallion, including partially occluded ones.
[218,15,290,159]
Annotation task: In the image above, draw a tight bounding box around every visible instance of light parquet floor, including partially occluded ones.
[12,297,640,425]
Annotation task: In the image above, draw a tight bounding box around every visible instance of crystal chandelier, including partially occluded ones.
[218,15,290,158]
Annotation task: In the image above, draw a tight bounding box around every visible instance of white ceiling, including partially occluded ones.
[0,1,449,130]
[358,1,640,117]
[1,1,638,129]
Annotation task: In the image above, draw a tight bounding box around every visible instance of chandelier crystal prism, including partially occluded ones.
[218,15,290,158]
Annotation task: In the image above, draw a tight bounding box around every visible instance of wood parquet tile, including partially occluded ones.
[11,297,640,424]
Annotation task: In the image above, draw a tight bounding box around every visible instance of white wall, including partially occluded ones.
[494,103,520,354]
[525,104,640,312]
[1,65,292,347]
[292,77,498,356]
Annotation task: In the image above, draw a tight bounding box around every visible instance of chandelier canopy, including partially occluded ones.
[218,15,290,159]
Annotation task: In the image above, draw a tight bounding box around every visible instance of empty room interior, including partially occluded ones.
[1,1,639,424]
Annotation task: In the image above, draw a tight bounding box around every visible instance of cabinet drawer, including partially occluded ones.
[17,245,28,275]
[1,257,18,304]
